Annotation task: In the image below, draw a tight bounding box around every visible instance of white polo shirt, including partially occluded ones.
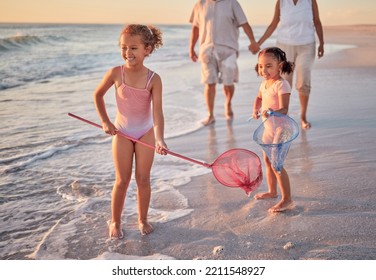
[189,0,248,53]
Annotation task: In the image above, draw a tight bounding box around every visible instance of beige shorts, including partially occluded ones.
[277,42,315,96]
[200,47,239,85]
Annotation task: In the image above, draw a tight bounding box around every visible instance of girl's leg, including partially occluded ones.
[269,167,293,212]
[254,152,278,199]
[134,129,155,235]
[109,135,134,239]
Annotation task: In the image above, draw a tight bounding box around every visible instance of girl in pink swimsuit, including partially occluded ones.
[114,65,154,139]
[93,24,168,239]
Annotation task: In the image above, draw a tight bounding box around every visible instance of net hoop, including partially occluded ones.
[253,112,299,172]
[211,148,263,196]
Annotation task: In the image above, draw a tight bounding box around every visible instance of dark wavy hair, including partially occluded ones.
[255,47,294,75]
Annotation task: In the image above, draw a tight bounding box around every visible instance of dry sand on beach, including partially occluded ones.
[106,25,376,260]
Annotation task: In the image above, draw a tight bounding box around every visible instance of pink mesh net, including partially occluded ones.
[211,149,263,196]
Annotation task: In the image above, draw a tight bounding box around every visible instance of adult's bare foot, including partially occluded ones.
[225,104,234,120]
[301,120,311,129]
[201,116,215,126]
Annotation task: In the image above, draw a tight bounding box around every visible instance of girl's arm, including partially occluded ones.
[257,0,280,47]
[252,91,262,119]
[312,0,324,58]
[274,93,290,115]
[93,67,117,135]
[150,73,168,155]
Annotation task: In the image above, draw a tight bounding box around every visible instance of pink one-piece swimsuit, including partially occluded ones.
[114,65,154,139]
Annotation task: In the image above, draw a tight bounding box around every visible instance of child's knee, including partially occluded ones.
[114,178,130,190]
[135,173,150,187]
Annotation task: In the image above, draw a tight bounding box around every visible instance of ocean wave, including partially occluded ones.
[0,34,67,52]
[0,143,79,174]
[0,35,43,51]
[0,135,108,174]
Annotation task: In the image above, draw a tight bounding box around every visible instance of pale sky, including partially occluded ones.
[0,0,375,26]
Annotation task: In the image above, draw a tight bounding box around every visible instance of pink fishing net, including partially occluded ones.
[211,148,263,196]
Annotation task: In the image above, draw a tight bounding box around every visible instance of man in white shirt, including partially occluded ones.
[189,0,259,125]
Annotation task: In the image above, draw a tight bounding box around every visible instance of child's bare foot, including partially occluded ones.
[268,200,293,213]
[139,220,154,235]
[254,192,278,200]
[109,222,124,239]
[201,116,215,126]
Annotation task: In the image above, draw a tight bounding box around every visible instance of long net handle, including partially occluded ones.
[68,113,211,168]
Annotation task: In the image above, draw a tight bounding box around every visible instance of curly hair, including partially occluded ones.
[120,24,163,54]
